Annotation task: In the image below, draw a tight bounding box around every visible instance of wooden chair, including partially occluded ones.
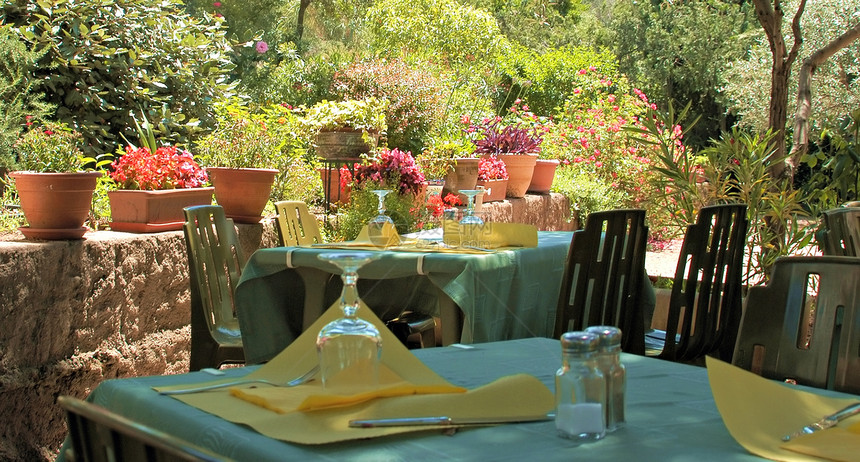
[554,209,648,355]
[274,200,324,246]
[815,207,860,256]
[59,395,228,462]
[647,204,748,362]
[273,200,436,348]
[733,256,860,394]
[183,205,245,371]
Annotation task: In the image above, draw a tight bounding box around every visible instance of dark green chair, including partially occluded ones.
[647,204,748,363]
[59,395,229,462]
[815,207,860,256]
[554,209,648,355]
[183,205,245,371]
[733,256,860,394]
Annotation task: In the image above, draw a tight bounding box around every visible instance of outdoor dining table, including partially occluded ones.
[234,230,577,364]
[61,337,779,461]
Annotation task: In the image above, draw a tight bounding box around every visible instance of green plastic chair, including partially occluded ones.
[274,200,324,246]
[554,208,648,355]
[815,207,860,256]
[183,205,245,371]
[59,395,229,462]
[733,256,860,394]
[646,204,748,363]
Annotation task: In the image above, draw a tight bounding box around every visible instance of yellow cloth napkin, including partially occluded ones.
[158,301,555,444]
[442,220,538,249]
[706,356,860,462]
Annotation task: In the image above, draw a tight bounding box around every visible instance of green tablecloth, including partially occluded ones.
[60,338,783,461]
[235,231,574,364]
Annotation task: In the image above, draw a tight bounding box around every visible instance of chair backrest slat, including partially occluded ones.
[816,207,860,256]
[274,200,323,246]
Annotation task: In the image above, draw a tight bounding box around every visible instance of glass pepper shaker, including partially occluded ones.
[555,331,606,443]
[585,325,627,432]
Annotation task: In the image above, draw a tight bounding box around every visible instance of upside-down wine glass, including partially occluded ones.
[458,189,485,247]
[316,252,382,390]
[368,189,395,246]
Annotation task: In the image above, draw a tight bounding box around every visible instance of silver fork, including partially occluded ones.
[160,365,319,395]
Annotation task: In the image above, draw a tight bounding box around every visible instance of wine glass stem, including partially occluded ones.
[340,271,360,318]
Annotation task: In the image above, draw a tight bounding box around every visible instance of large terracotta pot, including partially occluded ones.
[497,153,537,198]
[314,129,379,159]
[528,159,559,194]
[441,158,480,204]
[207,167,278,223]
[108,187,214,233]
[11,171,102,239]
[476,178,508,202]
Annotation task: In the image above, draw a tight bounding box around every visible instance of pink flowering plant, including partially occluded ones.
[350,148,425,195]
[109,145,208,190]
[477,155,508,180]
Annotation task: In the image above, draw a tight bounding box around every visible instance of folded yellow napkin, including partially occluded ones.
[706,356,860,462]
[782,421,860,462]
[442,220,538,249]
[161,301,554,444]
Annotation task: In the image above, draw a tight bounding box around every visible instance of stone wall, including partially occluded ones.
[0,193,574,461]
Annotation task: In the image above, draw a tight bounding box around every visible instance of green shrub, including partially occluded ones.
[494,44,619,117]
[552,164,628,226]
[11,0,236,157]
[0,24,51,169]
[333,59,446,152]
[13,121,88,172]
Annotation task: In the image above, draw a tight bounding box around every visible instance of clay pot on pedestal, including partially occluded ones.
[528,159,559,194]
[318,166,352,206]
[314,130,379,159]
[497,153,537,198]
[207,167,278,223]
[11,171,102,239]
[108,187,214,233]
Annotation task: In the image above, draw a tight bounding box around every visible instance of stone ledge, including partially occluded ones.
[0,192,574,461]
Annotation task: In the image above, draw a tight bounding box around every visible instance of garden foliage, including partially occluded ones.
[7,0,236,156]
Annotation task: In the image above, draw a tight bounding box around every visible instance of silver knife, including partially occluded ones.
[349,414,553,428]
[782,402,860,441]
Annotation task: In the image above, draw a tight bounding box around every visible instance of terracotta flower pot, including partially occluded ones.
[528,159,559,194]
[207,167,278,223]
[314,130,378,159]
[476,178,508,202]
[108,187,214,233]
[318,167,352,206]
[497,153,537,198]
[11,171,102,239]
[441,158,480,204]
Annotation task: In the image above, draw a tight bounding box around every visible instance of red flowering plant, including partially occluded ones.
[109,145,208,190]
[477,155,508,180]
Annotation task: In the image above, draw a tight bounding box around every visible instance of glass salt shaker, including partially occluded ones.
[585,325,626,432]
[555,331,606,443]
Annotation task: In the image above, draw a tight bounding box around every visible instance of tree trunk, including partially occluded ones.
[789,22,860,169]
[296,0,312,42]
[752,0,806,182]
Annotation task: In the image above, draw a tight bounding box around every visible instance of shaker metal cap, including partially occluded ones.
[560,331,600,353]
[585,325,623,347]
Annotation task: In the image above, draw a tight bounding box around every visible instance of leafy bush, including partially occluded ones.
[333,59,446,153]
[13,121,89,172]
[799,109,860,209]
[494,44,619,117]
[11,0,236,157]
[0,24,51,169]
[552,164,627,224]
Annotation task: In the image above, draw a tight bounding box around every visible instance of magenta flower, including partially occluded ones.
[213,1,221,7]
[255,41,269,54]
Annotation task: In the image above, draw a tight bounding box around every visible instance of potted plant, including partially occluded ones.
[196,103,280,223]
[476,155,508,202]
[9,121,103,239]
[107,142,212,233]
[471,117,543,198]
[337,148,426,239]
[303,98,388,159]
